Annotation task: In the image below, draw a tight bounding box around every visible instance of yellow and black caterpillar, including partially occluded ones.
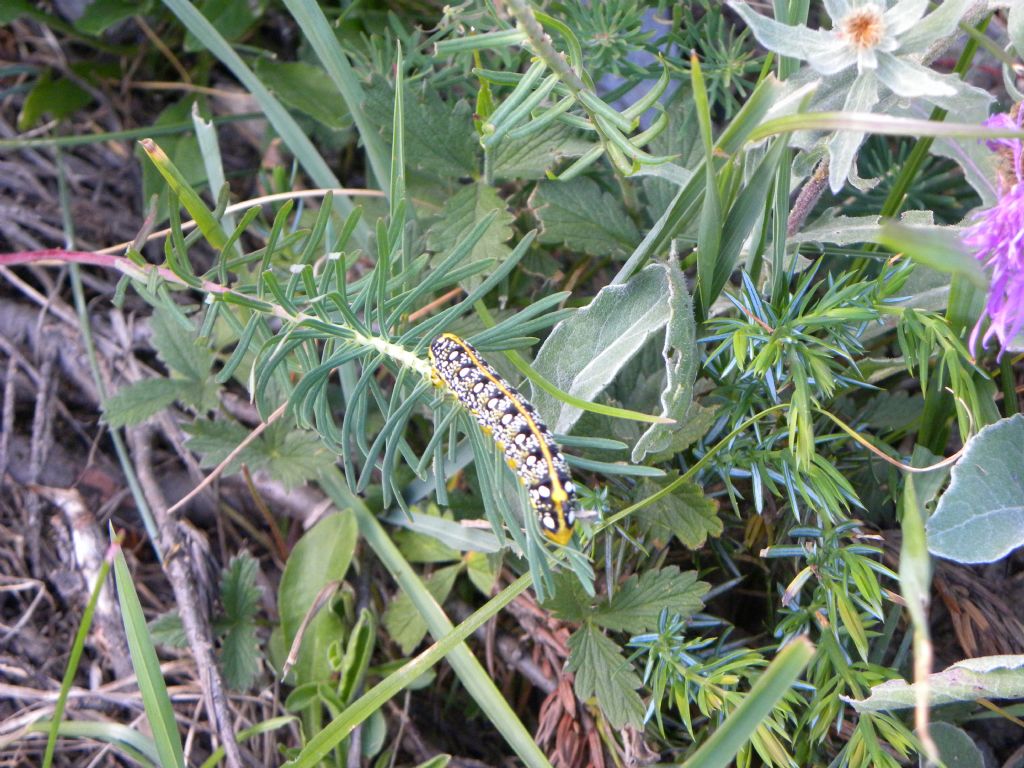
[428,333,577,545]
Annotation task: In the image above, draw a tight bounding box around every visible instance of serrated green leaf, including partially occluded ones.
[217,554,263,690]
[490,122,592,180]
[531,177,640,259]
[148,611,188,648]
[567,624,645,729]
[540,571,595,624]
[532,263,681,434]
[182,418,250,469]
[221,620,261,691]
[103,378,194,428]
[425,183,514,290]
[256,425,338,491]
[151,307,212,381]
[634,476,723,549]
[254,59,352,131]
[185,417,332,490]
[221,553,260,623]
[927,414,1024,563]
[593,566,708,634]
[364,77,477,178]
[279,513,358,685]
[381,563,462,655]
[647,400,720,460]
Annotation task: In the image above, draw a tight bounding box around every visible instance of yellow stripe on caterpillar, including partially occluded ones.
[428,333,577,545]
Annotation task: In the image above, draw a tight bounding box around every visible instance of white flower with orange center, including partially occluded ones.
[726,0,989,192]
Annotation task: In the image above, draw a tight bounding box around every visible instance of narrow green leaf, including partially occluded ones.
[691,52,721,315]
[113,538,185,768]
[43,546,114,768]
[682,637,814,768]
[139,138,229,250]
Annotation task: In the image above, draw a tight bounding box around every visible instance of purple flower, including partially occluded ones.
[963,110,1024,355]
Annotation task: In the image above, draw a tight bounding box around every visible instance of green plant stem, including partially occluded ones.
[1000,355,1019,416]
[0,113,260,150]
[501,0,586,93]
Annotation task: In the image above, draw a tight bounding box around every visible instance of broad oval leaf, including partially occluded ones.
[279,513,358,685]
[927,723,984,768]
[531,262,695,436]
[927,414,1024,564]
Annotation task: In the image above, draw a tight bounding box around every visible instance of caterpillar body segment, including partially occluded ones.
[428,333,577,545]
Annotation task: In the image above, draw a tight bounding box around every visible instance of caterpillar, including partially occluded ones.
[428,333,577,545]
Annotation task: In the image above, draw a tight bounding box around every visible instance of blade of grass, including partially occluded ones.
[281,0,390,192]
[111,528,185,768]
[284,572,532,768]
[29,720,159,767]
[682,637,814,768]
[140,139,228,251]
[158,0,369,247]
[692,51,722,318]
[43,541,116,768]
